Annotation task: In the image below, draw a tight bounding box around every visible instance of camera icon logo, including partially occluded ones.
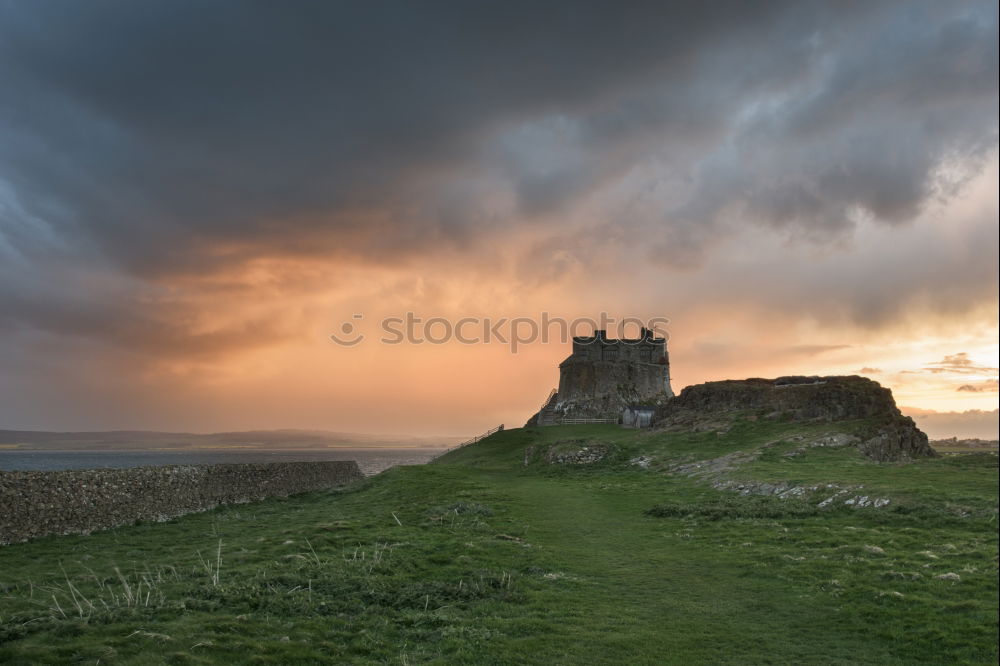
[329,314,365,346]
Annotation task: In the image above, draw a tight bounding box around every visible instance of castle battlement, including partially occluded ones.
[565,327,668,365]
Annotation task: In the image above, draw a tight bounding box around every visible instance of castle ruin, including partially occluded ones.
[528,327,673,426]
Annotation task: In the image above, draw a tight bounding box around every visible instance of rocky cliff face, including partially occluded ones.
[653,376,936,462]
[525,387,671,426]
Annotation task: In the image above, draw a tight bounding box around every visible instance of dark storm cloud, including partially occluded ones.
[651,1,998,263]
[0,261,292,356]
[3,1,994,267]
[0,0,997,347]
[0,0,797,270]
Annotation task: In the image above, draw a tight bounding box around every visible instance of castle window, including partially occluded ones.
[640,348,653,362]
[602,347,619,361]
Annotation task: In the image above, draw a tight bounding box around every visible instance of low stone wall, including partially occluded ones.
[0,461,363,545]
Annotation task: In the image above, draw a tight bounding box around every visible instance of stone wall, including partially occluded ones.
[557,359,672,404]
[0,461,363,545]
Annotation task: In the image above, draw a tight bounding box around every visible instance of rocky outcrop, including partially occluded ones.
[657,375,901,421]
[526,387,671,426]
[523,440,616,466]
[653,376,936,461]
[539,390,670,424]
[858,415,937,462]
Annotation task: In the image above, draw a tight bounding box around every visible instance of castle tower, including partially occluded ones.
[529,327,673,426]
[557,328,673,403]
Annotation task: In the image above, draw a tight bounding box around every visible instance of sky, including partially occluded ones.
[0,0,997,439]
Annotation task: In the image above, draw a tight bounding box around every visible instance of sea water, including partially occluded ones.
[0,448,446,477]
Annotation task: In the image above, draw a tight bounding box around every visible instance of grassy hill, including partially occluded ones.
[1,421,997,664]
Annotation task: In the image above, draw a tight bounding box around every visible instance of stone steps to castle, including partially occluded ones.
[539,389,560,426]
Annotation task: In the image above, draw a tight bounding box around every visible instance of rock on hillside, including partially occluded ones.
[653,375,936,462]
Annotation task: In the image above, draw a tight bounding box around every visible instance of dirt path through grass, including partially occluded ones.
[484,472,901,665]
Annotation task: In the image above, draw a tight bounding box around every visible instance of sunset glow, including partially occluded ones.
[0,1,996,440]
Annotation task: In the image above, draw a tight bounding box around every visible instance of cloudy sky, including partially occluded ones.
[1,0,997,438]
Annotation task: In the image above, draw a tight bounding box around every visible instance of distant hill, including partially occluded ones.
[0,429,462,451]
[931,437,1000,454]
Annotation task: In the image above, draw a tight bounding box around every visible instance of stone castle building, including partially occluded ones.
[528,328,673,426]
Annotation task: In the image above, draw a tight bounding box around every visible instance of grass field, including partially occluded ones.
[1,421,997,664]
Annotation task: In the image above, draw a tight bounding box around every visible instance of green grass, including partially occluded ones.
[1,421,997,664]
